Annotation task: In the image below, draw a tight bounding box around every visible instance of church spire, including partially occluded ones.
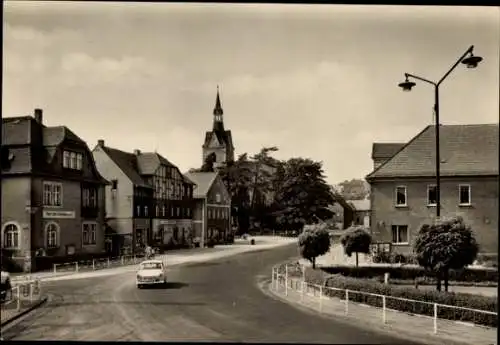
[213,85,224,132]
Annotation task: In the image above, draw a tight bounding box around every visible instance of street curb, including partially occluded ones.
[0,297,48,328]
[261,278,475,345]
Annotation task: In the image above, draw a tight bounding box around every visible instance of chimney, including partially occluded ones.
[34,108,43,124]
[97,139,105,148]
[134,149,141,155]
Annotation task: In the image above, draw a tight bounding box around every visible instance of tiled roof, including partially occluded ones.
[2,116,34,145]
[2,116,107,184]
[136,152,176,175]
[101,146,151,188]
[182,173,196,185]
[371,143,405,160]
[183,171,218,198]
[43,126,86,146]
[348,199,371,211]
[367,124,499,179]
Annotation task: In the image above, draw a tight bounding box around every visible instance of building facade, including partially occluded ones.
[202,86,235,168]
[92,141,195,254]
[366,124,499,254]
[184,171,231,247]
[1,109,108,271]
[348,198,371,228]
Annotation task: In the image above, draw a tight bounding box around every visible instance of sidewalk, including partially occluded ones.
[16,236,297,283]
[270,276,496,345]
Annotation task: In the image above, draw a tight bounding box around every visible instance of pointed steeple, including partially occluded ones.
[213,85,225,132]
[213,85,223,116]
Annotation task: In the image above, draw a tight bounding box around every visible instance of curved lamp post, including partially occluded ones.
[398,45,483,218]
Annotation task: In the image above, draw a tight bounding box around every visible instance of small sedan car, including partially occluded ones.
[136,259,167,288]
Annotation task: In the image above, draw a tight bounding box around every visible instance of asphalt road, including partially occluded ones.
[2,245,425,343]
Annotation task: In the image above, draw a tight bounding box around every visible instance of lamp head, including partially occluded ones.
[398,78,416,92]
[461,53,483,69]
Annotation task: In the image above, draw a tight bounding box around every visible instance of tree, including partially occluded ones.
[218,153,253,235]
[249,147,279,228]
[298,223,331,269]
[413,216,479,292]
[200,152,217,172]
[340,226,372,267]
[338,179,370,200]
[274,158,335,230]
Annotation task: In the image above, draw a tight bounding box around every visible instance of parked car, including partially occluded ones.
[136,259,167,289]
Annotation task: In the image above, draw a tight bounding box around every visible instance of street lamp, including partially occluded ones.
[398,45,483,218]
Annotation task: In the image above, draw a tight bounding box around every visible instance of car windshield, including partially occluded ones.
[140,262,162,270]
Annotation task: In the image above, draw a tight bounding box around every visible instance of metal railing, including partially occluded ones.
[271,262,497,337]
[1,279,42,312]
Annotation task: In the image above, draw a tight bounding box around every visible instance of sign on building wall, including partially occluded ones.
[42,210,76,219]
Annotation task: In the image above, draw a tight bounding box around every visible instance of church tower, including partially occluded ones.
[202,86,235,168]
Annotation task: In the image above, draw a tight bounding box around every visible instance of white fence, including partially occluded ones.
[271,263,497,340]
[52,254,144,274]
[2,279,42,312]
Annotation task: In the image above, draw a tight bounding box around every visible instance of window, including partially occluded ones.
[111,179,118,190]
[395,186,407,207]
[46,223,59,248]
[136,206,141,217]
[43,182,63,207]
[63,150,83,170]
[391,225,409,244]
[3,223,19,248]
[144,206,149,217]
[187,208,190,217]
[170,207,174,217]
[162,206,166,217]
[176,207,180,217]
[156,206,159,217]
[63,151,70,169]
[215,194,221,203]
[82,222,97,245]
[459,184,471,205]
[427,185,437,206]
[83,187,98,208]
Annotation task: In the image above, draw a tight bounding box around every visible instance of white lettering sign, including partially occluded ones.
[43,210,76,219]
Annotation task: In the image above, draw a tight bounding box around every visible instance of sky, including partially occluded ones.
[3,2,499,185]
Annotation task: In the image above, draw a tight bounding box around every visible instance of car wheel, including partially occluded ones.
[137,284,143,289]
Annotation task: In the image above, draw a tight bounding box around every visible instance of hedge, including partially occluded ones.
[321,265,498,282]
[318,274,497,328]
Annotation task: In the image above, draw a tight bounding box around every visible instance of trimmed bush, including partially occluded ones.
[320,274,497,327]
[321,265,498,282]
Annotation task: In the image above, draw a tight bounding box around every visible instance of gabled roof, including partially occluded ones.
[348,199,371,211]
[183,171,218,198]
[367,124,499,180]
[203,130,233,149]
[100,146,151,188]
[371,143,405,160]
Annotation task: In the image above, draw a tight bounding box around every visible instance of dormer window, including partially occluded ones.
[111,179,118,190]
[63,151,83,170]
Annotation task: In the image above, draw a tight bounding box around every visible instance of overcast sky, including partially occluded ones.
[3,3,499,184]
